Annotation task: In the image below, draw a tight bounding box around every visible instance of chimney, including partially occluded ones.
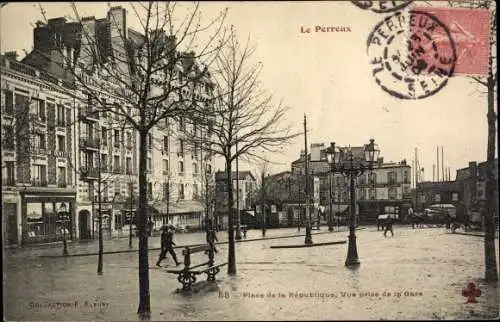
[377,157,384,166]
[4,51,18,61]
[469,161,478,178]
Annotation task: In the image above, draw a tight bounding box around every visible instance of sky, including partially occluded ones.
[1,1,496,182]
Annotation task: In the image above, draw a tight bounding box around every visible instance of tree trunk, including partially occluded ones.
[226,158,236,274]
[97,155,103,274]
[484,67,498,282]
[137,130,151,315]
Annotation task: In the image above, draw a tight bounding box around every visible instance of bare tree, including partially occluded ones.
[36,1,228,316]
[184,27,301,274]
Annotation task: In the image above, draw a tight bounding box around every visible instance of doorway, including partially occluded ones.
[79,210,91,239]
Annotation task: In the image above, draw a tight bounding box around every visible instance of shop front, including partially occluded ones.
[20,188,76,246]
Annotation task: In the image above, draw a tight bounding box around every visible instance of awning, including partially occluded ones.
[150,200,205,215]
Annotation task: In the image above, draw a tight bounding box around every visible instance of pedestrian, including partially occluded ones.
[384,215,394,237]
[243,225,247,239]
[206,228,219,253]
[156,226,180,267]
[445,214,451,230]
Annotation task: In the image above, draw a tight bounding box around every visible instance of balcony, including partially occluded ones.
[79,137,100,150]
[79,166,100,180]
[29,146,47,156]
[79,107,100,122]
[31,179,48,187]
[112,167,122,174]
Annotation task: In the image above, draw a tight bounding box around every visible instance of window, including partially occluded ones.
[388,187,397,200]
[148,134,153,150]
[114,181,120,199]
[179,139,184,155]
[114,129,120,148]
[193,183,199,197]
[178,161,184,174]
[147,157,152,171]
[114,155,120,173]
[126,132,132,148]
[30,98,46,122]
[193,162,198,174]
[57,135,65,152]
[15,94,29,114]
[452,192,459,202]
[435,194,441,203]
[4,90,14,114]
[178,117,183,131]
[358,188,366,200]
[179,183,185,199]
[3,161,15,185]
[31,164,47,186]
[368,173,377,184]
[368,188,376,200]
[193,142,199,158]
[2,125,14,149]
[57,105,65,126]
[126,157,132,174]
[163,136,169,153]
[128,182,134,197]
[163,159,169,173]
[358,174,365,184]
[101,154,108,172]
[58,167,66,187]
[101,126,107,145]
[148,182,153,200]
[32,133,46,150]
[388,171,397,184]
[403,170,409,184]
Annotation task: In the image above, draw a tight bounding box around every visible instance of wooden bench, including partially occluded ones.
[166,244,228,290]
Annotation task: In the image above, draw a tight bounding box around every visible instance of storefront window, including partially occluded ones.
[26,202,70,242]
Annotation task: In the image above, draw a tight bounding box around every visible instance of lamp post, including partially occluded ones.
[205,163,211,232]
[58,202,69,256]
[328,171,334,231]
[326,139,380,267]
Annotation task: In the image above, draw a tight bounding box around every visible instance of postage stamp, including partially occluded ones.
[351,0,413,13]
[412,6,491,76]
[367,10,457,100]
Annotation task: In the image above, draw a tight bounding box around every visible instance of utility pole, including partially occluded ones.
[129,183,133,249]
[436,146,440,182]
[441,146,444,183]
[304,114,312,245]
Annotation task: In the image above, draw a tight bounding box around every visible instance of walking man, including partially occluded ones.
[206,228,219,253]
[156,226,180,267]
[384,215,394,237]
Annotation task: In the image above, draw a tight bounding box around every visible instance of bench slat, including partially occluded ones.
[190,262,228,274]
[182,244,211,255]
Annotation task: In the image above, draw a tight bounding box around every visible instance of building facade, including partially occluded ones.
[2,6,215,246]
[1,54,77,246]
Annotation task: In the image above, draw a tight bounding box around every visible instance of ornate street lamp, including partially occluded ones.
[326,139,380,267]
[58,202,69,256]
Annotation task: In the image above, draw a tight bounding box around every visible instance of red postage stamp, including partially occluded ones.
[412,7,491,76]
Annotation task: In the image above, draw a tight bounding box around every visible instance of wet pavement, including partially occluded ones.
[4,226,499,320]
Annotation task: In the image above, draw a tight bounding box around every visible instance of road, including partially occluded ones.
[4,226,499,320]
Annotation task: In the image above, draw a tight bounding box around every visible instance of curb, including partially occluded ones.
[38,229,356,258]
[449,231,499,238]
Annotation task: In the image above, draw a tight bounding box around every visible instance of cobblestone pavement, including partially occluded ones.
[4,226,499,321]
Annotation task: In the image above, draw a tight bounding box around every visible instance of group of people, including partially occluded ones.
[155,225,220,267]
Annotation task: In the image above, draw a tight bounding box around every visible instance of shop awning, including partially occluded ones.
[150,200,205,215]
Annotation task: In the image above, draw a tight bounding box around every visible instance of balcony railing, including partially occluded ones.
[126,169,133,175]
[79,137,100,150]
[57,181,67,188]
[113,167,122,174]
[29,146,47,155]
[80,166,100,179]
[31,179,48,187]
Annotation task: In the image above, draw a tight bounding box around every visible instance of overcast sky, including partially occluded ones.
[1,1,495,181]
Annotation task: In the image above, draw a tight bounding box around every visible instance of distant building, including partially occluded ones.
[455,159,499,226]
[291,142,412,223]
